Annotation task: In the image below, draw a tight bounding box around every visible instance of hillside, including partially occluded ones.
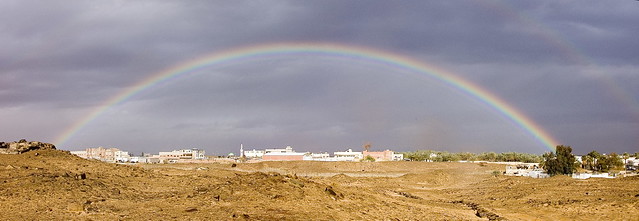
[1,150,637,220]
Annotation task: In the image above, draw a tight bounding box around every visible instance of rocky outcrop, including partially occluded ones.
[0,139,56,154]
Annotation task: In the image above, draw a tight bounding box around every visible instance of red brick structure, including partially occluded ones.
[363,150,395,161]
[262,153,305,161]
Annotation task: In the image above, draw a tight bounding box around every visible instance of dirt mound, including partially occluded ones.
[0,150,480,220]
[209,172,335,202]
[1,152,637,220]
[0,139,56,154]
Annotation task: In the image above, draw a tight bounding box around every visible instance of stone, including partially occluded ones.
[0,140,56,154]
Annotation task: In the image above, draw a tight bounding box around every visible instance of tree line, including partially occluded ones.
[402,150,543,163]
[579,151,625,172]
[403,147,633,176]
[538,145,627,176]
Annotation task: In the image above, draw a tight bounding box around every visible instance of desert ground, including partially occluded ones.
[1,150,637,220]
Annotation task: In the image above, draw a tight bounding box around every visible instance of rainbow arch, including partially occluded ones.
[54,42,560,151]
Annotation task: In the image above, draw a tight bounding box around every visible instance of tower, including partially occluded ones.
[240,143,244,157]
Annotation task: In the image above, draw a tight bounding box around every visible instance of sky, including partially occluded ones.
[1,0,637,155]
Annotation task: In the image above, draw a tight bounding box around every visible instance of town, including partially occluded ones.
[69,144,404,163]
[2,139,638,219]
[68,144,638,180]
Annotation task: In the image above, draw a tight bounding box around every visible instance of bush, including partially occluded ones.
[361,155,376,162]
[541,145,576,176]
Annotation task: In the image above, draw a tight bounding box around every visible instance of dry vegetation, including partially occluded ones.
[1,150,638,220]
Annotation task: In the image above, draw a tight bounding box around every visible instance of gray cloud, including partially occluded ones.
[1,0,637,155]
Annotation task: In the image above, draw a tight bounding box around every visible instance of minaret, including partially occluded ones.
[240,143,244,157]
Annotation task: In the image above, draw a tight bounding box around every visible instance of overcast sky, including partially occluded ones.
[1,0,637,155]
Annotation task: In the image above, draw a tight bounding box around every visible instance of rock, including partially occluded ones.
[76,173,87,180]
[184,207,198,212]
[5,165,15,169]
[0,140,56,154]
[324,186,344,200]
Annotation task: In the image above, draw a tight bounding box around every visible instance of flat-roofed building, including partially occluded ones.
[262,146,305,161]
[333,149,363,161]
[244,149,265,158]
[158,148,206,160]
[363,150,404,161]
[70,147,130,163]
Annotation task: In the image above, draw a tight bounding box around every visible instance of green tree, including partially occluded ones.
[455,152,476,161]
[582,151,624,172]
[581,155,594,170]
[542,145,576,176]
[361,155,376,162]
[585,151,602,171]
[477,152,498,161]
[402,150,435,161]
[598,152,623,172]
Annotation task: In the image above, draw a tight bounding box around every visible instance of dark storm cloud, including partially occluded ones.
[1,0,636,154]
[509,0,639,65]
[256,1,566,64]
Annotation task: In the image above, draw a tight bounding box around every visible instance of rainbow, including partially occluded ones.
[54,42,560,151]
[481,0,639,121]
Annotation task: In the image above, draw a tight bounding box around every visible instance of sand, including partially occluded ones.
[1,150,637,220]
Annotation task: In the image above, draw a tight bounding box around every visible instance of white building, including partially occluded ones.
[265,146,295,154]
[303,152,331,161]
[504,164,548,178]
[70,150,88,158]
[262,146,306,161]
[333,149,363,161]
[243,149,265,158]
[70,147,130,163]
[158,148,206,160]
[392,153,404,161]
[129,156,150,163]
[624,157,637,166]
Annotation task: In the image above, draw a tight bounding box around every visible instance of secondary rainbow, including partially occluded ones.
[480,0,639,120]
[54,42,560,151]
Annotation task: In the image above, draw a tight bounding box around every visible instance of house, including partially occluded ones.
[572,172,615,179]
[71,147,130,163]
[262,146,306,161]
[303,152,331,161]
[333,149,363,161]
[129,156,149,163]
[505,164,547,178]
[243,149,265,158]
[265,146,295,154]
[158,148,206,160]
[362,150,404,161]
[624,157,637,171]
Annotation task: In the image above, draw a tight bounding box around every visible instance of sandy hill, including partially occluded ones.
[1,149,638,220]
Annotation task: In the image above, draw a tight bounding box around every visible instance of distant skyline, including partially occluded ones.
[1,1,637,155]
